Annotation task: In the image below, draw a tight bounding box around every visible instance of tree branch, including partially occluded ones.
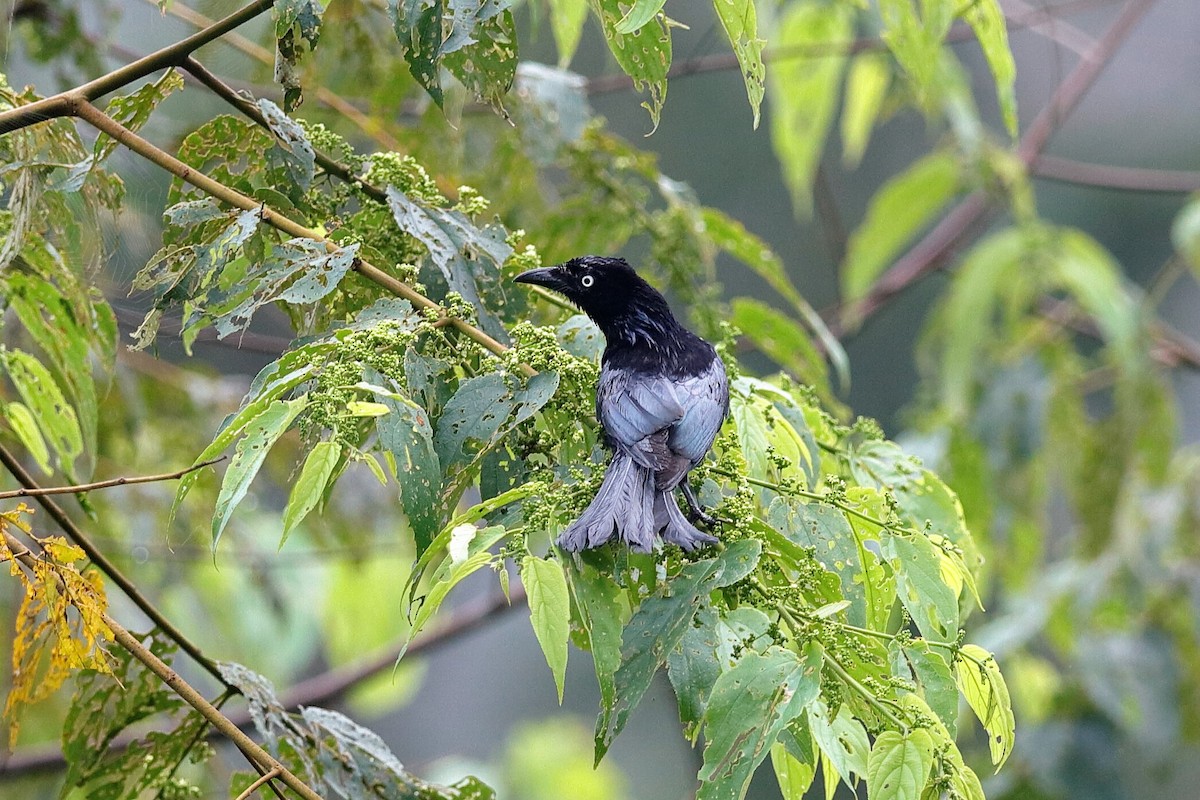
[1031,154,1200,193]
[0,0,275,134]
[70,100,532,377]
[841,0,1158,330]
[0,443,222,679]
[0,457,225,500]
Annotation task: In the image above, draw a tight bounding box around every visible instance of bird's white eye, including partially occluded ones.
[581,274,595,288]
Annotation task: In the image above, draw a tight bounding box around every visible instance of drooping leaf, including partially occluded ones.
[523,555,571,702]
[806,699,870,790]
[567,555,628,714]
[548,0,589,66]
[841,51,891,168]
[2,401,51,475]
[274,0,327,110]
[388,0,445,105]
[698,643,823,800]
[281,439,342,544]
[595,540,759,761]
[613,0,666,33]
[865,728,935,800]
[731,298,831,399]
[443,6,520,110]
[713,0,767,127]
[771,740,816,800]
[841,152,960,314]
[768,1,853,217]
[963,0,1018,137]
[882,531,959,641]
[889,640,958,736]
[386,186,512,340]
[376,390,442,555]
[666,604,721,741]
[95,69,185,162]
[0,347,83,477]
[256,98,316,193]
[212,396,309,549]
[955,643,1015,769]
[404,525,509,651]
[590,0,672,130]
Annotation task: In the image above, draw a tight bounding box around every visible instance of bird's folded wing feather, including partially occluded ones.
[666,359,729,463]
[598,369,685,469]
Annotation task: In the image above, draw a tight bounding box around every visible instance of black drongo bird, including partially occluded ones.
[514,255,728,553]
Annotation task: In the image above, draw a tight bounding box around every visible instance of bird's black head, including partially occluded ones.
[513,255,678,344]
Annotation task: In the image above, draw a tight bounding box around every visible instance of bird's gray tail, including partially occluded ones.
[654,490,718,552]
[558,453,657,553]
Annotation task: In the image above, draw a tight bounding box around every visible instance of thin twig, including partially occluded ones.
[234,766,284,800]
[0,443,222,679]
[0,457,225,500]
[0,0,276,133]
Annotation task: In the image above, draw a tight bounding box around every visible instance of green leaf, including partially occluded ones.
[963,0,1018,137]
[212,396,309,549]
[172,359,317,527]
[713,0,767,127]
[614,0,666,33]
[274,0,326,111]
[256,98,316,192]
[1172,196,1200,274]
[768,1,853,217]
[548,0,588,66]
[731,298,830,397]
[767,497,882,629]
[806,699,870,789]
[388,0,445,106]
[666,604,721,741]
[386,187,512,340]
[96,69,184,162]
[698,644,823,800]
[955,643,1015,769]
[770,741,816,800]
[881,531,959,641]
[523,555,571,703]
[840,51,891,168]
[376,391,442,554]
[405,524,508,649]
[591,0,672,130]
[1,347,83,477]
[595,541,757,760]
[2,401,51,475]
[841,152,960,311]
[878,0,951,106]
[568,556,628,713]
[900,693,985,800]
[866,729,935,800]
[443,7,519,111]
[889,641,958,736]
[281,439,341,544]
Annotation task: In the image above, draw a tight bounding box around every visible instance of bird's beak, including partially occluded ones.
[513,267,565,292]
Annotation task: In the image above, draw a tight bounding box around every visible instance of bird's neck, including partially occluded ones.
[599,305,713,376]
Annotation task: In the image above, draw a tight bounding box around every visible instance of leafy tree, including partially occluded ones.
[1,0,1196,799]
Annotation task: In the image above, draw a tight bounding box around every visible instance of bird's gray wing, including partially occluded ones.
[597,368,685,470]
[666,357,729,465]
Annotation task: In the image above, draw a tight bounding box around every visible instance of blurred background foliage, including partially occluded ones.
[1,0,1199,798]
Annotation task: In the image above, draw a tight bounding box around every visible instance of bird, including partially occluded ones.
[514,255,728,553]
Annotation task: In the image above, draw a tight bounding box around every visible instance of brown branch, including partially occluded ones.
[70,100,532,377]
[0,443,221,679]
[840,0,1158,331]
[0,0,275,133]
[0,457,225,500]
[234,766,284,800]
[1031,154,1200,193]
[0,584,525,777]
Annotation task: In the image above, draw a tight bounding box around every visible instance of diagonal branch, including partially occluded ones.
[841,0,1158,330]
[70,101,532,378]
[0,457,225,500]
[0,0,275,134]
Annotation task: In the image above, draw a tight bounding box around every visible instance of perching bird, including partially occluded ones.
[514,255,728,552]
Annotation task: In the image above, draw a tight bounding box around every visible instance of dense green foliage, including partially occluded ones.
[1,0,1197,799]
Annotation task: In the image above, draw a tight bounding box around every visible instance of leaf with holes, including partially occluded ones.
[1,348,82,477]
[807,699,870,791]
[713,0,766,127]
[882,531,958,642]
[274,0,326,110]
[698,643,823,800]
[388,0,446,105]
[444,4,519,110]
[96,69,184,162]
[257,98,316,193]
[591,0,672,129]
[375,390,442,554]
[956,644,1015,769]
[387,187,512,340]
[889,641,958,736]
[212,396,309,550]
